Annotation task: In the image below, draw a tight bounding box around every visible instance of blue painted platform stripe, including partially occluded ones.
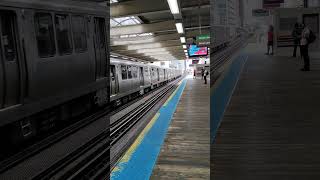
[111,79,187,180]
[211,54,248,143]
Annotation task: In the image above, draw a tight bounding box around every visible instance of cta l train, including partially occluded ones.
[0,0,182,148]
[0,0,109,146]
[110,58,181,105]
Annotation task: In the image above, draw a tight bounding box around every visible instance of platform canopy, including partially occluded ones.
[110,0,210,62]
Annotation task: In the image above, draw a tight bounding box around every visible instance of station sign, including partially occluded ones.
[197,41,210,47]
[252,9,270,17]
[196,34,210,47]
[196,34,210,41]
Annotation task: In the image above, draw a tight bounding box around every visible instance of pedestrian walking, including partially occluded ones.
[204,69,209,84]
[265,25,274,55]
[201,69,204,80]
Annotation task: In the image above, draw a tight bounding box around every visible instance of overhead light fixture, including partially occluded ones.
[111,55,118,58]
[167,0,180,14]
[184,50,187,53]
[175,23,184,34]
[180,37,186,43]
[185,53,188,56]
[182,45,187,49]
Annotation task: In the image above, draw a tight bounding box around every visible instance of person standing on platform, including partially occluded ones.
[204,69,209,84]
[201,69,204,80]
[300,23,311,71]
[292,23,302,57]
[265,25,274,55]
[193,69,196,79]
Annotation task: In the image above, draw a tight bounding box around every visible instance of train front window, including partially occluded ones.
[121,65,127,80]
[55,14,72,55]
[72,16,87,52]
[35,13,56,57]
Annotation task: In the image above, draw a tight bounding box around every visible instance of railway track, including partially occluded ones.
[0,106,110,175]
[110,78,181,169]
[0,77,182,180]
[211,36,249,83]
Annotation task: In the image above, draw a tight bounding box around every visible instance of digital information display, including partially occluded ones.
[188,45,208,57]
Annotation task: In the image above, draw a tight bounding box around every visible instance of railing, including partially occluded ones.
[277,35,295,47]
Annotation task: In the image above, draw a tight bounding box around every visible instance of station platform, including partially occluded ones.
[212,43,320,179]
[111,76,210,180]
[151,77,210,179]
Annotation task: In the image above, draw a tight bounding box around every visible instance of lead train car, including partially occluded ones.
[0,0,109,145]
[110,58,181,105]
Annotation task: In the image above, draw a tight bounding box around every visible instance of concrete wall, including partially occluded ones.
[273,7,320,53]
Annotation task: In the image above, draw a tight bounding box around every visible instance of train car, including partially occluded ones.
[110,58,182,105]
[0,0,109,145]
[212,25,231,53]
[110,58,147,104]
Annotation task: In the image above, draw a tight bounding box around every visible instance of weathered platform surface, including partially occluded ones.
[213,45,320,180]
[151,77,210,179]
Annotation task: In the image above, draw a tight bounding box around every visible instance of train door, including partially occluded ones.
[0,11,21,108]
[93,17,106,79]
[163,69,166,81]
[110,65,118,95]
[0,41,3,108]
[157,68,160,81]
[151,68,154,82]
[139,67,144,86]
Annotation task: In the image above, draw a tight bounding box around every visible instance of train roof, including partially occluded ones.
[111,58,146,66]
[0,0,108,16]
[110,58,176,70]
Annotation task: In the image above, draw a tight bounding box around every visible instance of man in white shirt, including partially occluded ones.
[300,24,310,71]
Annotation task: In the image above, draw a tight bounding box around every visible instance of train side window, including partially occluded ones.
[121,65,127,80]
[35,13,56,57]
[132,66,138,78]
[1,11,17,61]
[144,67,148,74]
[127,65,132,79]
[72,16,87,52]
[55,14,72,55]
[95,17,106,48]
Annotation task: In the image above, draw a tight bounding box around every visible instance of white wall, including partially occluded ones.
[308,0,320,7]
